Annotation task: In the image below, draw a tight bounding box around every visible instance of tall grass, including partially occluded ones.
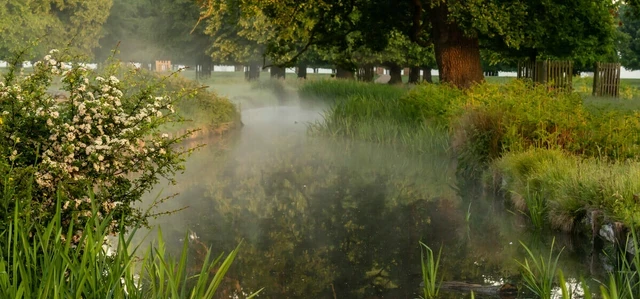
[600,228,640,299]
[516,238,564,298]
[420,242,442,299]
[493,149,640,230]
[298,79,406,103]
[520,184,547,230]
[0,197,247,298]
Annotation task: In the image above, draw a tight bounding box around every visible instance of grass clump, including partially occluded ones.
[0,196,243,298]
[420,242,442,299]
[516,238,564,299]
[493,149,640,230]
[299,79,406,103]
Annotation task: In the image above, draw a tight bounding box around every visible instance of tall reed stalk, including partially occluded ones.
[0,196,254,298]
[420,242,442,299]
[516,238,564,298]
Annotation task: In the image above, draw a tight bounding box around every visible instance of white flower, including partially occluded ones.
[161,133,169,139]
[51,111,59,119]
[109,76,120,84]
[98,155,104,161]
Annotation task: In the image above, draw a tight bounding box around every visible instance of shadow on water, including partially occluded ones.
[139,103,607,299]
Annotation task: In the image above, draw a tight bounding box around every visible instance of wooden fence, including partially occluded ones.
[155,60,171,72]
[517,60,573,91]
[592,62,621,97]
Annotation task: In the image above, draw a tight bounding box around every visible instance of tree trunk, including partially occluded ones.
[359,65,374,82]
[408,66,421,83]
[388,64,402,84]
[430,3,484,89]
[297,65,307,79]
[336,67,355,80]
[422,67,433,83]
[270,66,285,79]
[245,62,260,81]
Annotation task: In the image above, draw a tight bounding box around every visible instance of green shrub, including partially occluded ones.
[133,69,239,133]
[399,83,465,128]
[0,50,200,236]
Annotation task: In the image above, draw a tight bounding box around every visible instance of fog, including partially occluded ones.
[122,78,602,298]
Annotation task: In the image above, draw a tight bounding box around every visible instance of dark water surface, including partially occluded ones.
[141,105,606,299]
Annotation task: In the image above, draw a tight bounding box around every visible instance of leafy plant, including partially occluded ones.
[0,49,206,236]
[420,242,442,299]
[0,194,251,298]
[516,238,564,298]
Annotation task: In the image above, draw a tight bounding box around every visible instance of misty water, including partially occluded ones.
[139,93,607,299]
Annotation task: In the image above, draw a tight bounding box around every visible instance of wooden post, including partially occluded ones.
[593,62,600,96]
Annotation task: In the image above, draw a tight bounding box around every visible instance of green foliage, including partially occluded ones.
[599,228,640,299]
[0,194,243,298]
[302,80,451,154]
[619,4,640,71]
[134,69,240,132]
[299,79,406,103]
[420,242,442,299]
[493,149,640,230]
[0,0,113,60]
[516,238,564,298]
[0,50,204,236]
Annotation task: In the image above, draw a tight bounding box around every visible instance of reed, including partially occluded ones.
[0,195,249,298]
[420,242,442,299]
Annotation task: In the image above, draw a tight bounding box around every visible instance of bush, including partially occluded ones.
[0,50,197,237]
[128,69,239,134]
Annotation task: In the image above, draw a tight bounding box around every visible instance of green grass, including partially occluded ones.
[299,79,407,103]
[516,238,564,298]
[493,149,640,230]
[0,196,247,298]
[420,242,442,299]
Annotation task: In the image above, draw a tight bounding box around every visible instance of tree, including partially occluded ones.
[0,0,113,61]
[197,0,621,89]
[619,4,640,70]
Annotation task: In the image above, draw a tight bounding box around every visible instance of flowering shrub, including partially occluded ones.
[0,50,198,235]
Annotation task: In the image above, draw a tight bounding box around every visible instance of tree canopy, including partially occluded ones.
[0,0,113,61]
[196,0,623,88]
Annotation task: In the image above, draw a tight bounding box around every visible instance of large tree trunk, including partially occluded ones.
[408,66,421,83]
[388,64,402,84]
[297,65,307,79]
[430,3,484,89]
[245,62,260,81]
[336,67,355,80]
[422,67,433,83]
[270,66,285,79]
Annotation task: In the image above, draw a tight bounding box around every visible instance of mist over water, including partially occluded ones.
[136,85,603,299]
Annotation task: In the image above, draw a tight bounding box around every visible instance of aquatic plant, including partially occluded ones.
[520,184,547,230]
[420,242,442,299]
[516,238,564,298]
[599,228,640,299]
[0,195,246,298]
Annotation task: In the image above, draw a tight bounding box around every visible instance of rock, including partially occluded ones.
[599,224,616,244]
[374,74,390,84]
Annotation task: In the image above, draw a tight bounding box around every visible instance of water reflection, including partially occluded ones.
[142,105,605,299]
